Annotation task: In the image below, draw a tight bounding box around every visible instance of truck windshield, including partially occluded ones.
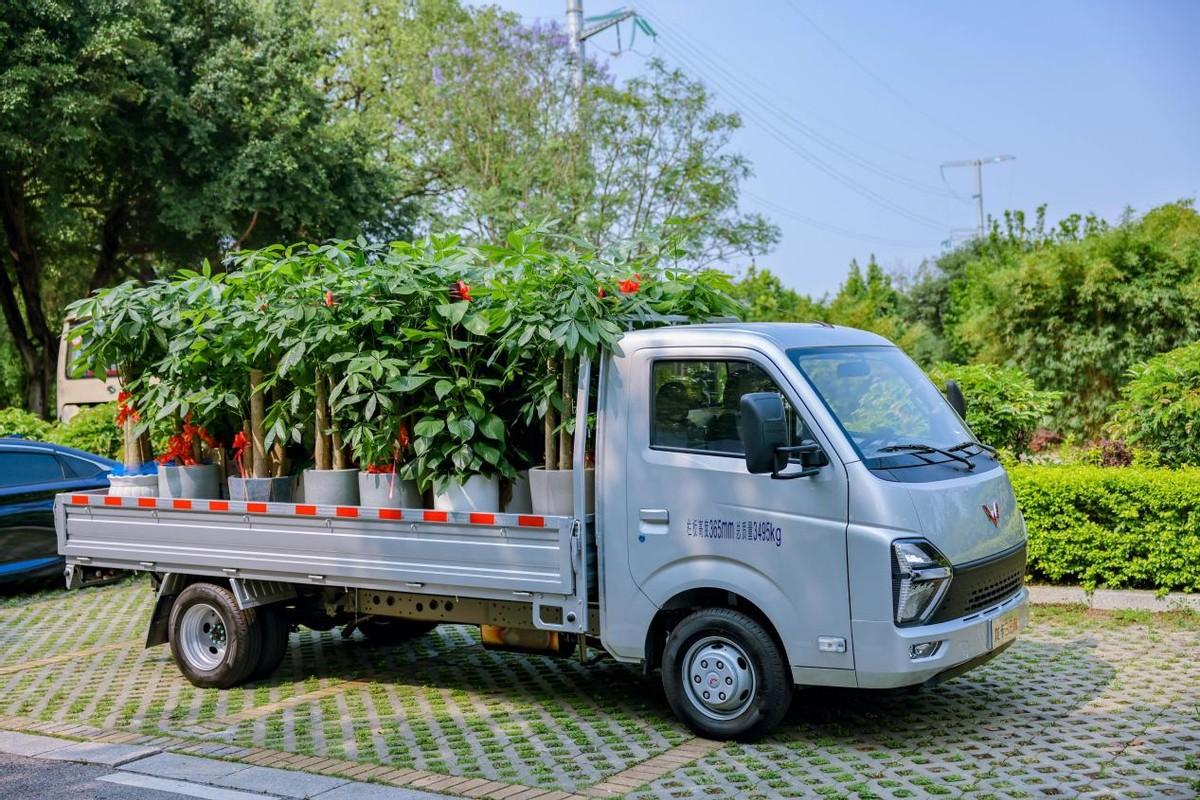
[788,346,975,466]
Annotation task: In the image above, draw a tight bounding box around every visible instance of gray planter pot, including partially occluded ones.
[158,464,221,499]
[432,475,500,512]
[108,473,159,498]
[227,476,293,503]
[358,472,421,508]
[503,470,533,514]
[529,467,595,517]
[302,468,360,506]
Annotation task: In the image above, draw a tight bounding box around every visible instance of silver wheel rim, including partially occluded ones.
[178,602,229,671]
[682,635,756,720]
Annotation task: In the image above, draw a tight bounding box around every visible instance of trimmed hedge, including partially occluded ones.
[1011,464,1200,593]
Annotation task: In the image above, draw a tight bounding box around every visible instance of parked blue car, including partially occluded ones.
[0,438,118,584]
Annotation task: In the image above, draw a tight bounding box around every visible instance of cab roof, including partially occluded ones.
[618,322,896,351]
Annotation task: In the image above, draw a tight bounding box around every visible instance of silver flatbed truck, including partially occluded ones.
[56,323,1029,740]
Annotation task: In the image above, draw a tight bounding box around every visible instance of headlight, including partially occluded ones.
[892,539,952,625]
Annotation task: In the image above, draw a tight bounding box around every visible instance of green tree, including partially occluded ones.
[1109,342,1200,467]
[315,1,776,263]
[945,201,1200,435]
[927,363,1060,453]
[0,0,400,416]
[729,266,826,322]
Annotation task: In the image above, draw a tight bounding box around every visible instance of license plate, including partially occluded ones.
[990,609,1021,649]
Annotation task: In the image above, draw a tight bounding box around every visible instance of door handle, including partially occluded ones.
[639,508,669,523]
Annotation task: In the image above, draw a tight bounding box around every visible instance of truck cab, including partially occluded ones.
[596,323,1027,738]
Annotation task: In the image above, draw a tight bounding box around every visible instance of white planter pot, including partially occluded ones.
[528,467,595,517]
[433,474,500,513]
[158,464,221,499]
[108,473,159,498]
[302,468,360,506]
[227,476,293,502]
[503,470,533,514]
[358,472,421,508]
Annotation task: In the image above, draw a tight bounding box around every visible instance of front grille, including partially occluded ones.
[928,542,1026,623]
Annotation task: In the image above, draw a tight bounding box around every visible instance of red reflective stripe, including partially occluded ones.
[71,495,90,505]
[378,508,403,520]
[246,502,268,513]
[173,499,192,510]
[423,510,448,523]
[103,496,123,506]
[209,501,229,512]
[295,505,317,516]
[137,497,156,508]
[469,512,495,525]
[517,515,545,528]
[336,506,358,518]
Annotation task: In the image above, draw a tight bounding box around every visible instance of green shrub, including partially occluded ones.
[927,362,1060,453]
[1108,341,1200,467]
[0,407,53,440]
[1011,464,1200,592]
[50,403,122,459]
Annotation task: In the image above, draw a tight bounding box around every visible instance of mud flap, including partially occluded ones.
[145,592,174,648]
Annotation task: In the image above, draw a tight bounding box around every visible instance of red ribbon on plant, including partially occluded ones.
[115,391,139,427]
[231,431,250,478]
[451,280,472,302]
[158,417,220,466]
[324,290,336,308]
[619,273,641,294]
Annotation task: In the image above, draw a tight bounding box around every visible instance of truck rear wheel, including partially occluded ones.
[248,605,290,681]
[661,608,791,741]
[356,617,437,644]
[169,582,262,688]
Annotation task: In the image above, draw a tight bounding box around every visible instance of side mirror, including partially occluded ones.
[740,392,789,474]
[740,392,825,479]
[945,380,967,418]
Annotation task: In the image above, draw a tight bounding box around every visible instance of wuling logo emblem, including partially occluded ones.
[982,500,1001,527]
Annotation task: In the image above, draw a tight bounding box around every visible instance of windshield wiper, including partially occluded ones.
[878,443,976,470]
[948,440,997,456]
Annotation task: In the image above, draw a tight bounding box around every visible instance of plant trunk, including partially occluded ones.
[331,427,348,470]
[272,441,289,478]
[314,372,333,471]
[249,369,268,478]
[558,355,573,469]
[544,357,558,470]
[122,415,139,471]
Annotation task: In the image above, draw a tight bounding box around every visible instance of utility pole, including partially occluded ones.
[566,3,639,98]
[940,155,1015,237]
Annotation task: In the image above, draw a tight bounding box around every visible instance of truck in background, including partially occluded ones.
[57,319,121,422]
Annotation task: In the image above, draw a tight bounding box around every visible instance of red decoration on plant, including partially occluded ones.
[597,287,606,299]
[115,391,139,427]
[231,431,250,478]
[366,463,395,474]
[618,273,641,294]
[397,420,411,451]
[324,290,336,308]
[451,280,472,302]
[157,419,220,466]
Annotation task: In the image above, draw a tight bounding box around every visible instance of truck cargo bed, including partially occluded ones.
[55,492,586,630]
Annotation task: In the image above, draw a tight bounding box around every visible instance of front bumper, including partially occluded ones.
[852,586,1029,688]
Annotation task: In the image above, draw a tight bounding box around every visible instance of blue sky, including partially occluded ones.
[498,0,1200,297]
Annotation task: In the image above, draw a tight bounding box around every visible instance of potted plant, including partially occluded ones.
[66,280,169,496]
[391,237,518,511]
[221,247,297,501]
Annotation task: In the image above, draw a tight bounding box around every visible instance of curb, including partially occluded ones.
[1028,584,1199,612]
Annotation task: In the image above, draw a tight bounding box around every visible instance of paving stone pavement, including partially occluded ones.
[1,581,1197,799]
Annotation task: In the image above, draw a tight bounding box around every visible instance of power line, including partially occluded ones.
[637,5,961,203]
[940,155,1016,237]
[636,7,948,230]
[742,191,932,247]
[779,0,986,150]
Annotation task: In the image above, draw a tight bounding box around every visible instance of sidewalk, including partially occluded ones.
[0,730,454,800]
[1028,584,1200,612]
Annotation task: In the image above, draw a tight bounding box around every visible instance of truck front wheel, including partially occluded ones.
[661,608,791,741]
[169,582,262,688]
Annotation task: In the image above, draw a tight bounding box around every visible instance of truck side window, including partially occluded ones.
[651,360,811,457]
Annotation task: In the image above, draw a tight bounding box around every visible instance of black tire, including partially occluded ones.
[248,605,290,681]
[168,582,262,689]
[356,617,437,644]
[661,608,791,741]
